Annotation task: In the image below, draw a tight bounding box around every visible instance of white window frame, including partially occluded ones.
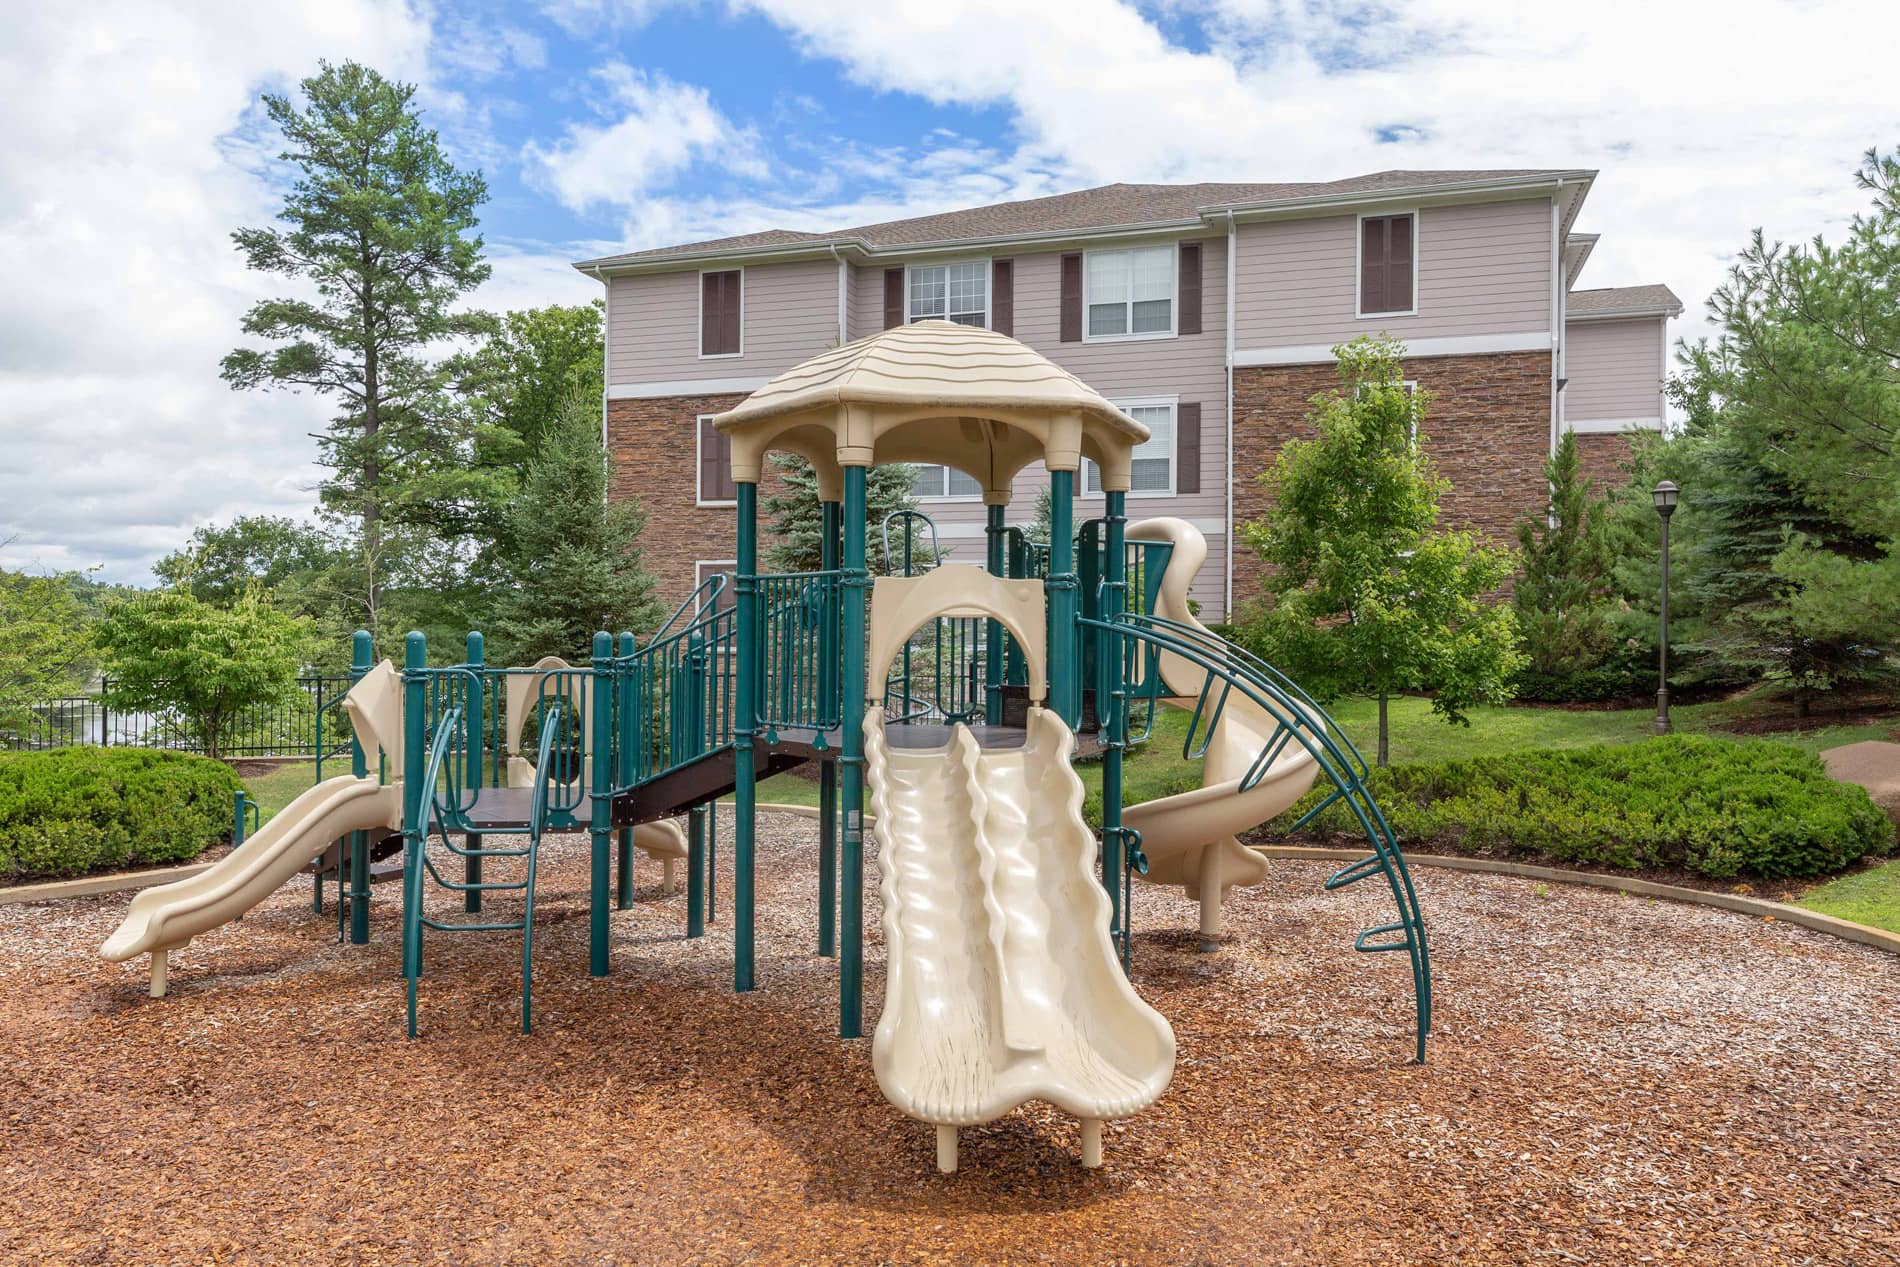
[912,462,986,504]
[697,267,745,360]
[695,412,737,508]
[1082,243,1178,344]
[1354,209,1420,320]
[695,559,737,611]
[1083,396,1178,498]
[905,258,990,327]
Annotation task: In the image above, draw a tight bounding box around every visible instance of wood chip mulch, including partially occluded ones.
[2,810,1896,1266]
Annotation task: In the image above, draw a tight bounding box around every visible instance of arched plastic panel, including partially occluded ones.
[504,656,589,758]
[868,566,1046,705]
[342,660,404,771]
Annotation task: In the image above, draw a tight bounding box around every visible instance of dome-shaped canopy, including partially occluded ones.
[712,320,1149,503]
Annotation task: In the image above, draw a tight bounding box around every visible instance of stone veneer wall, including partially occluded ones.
[1571,431,1641,495]
[606,392,791,610]
[1231,350,1553,606]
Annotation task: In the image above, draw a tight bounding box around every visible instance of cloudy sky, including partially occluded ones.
[2,0,1896,583]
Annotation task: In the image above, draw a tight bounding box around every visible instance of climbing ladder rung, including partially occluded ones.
[1353,921,1416,953]
[1324,853,1390,891]
[421,917,528,934]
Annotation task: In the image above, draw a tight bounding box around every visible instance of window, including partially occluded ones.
[1083,399,1176,496]
[700,269,742,356]
[695,560,737,612]
[1358,213,1415,317]
[1085,245,1174,340]
[907,261,987,326]
[697,414,736,505]
[914,463,984,500]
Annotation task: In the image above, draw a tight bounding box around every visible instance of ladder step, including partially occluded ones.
[1354,921,1415,953]
[1324,853,1389,891]
[421,917,528,934]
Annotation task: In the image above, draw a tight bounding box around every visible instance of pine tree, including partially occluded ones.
[489,394,663,663]
[1242,336,1523,765]
[762,455,922,574]
[221,61,499,642]
[1513,431,1618,674]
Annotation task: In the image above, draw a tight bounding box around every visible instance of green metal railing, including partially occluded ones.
[757,570,843,739]
[5,674,355,755]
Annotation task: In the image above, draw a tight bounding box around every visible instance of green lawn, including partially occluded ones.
[1796,860,1900,933]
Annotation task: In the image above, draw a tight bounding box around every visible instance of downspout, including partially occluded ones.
[1548,192,1562,458]
[1224,209,1237,620]
[830,245,847,346]
[593,264,611,494]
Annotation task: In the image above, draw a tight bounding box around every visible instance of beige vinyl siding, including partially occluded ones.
[849,263,888,340]
[1234,197,1553,352]
[608,259,839,385]
[1565,316,1665,422]
[906,237,1232,618]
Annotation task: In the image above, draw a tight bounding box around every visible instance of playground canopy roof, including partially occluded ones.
[712,320,1149,504]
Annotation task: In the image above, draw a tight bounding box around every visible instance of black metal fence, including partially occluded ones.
[2,676,354,758]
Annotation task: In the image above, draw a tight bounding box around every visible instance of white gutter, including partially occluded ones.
[1224,210,1237,621]
[1549,193,1562,457]
[829,244,847,346]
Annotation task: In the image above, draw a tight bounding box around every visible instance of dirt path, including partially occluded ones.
[1,811,1895,1265]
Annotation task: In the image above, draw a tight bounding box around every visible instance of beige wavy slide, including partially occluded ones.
[1121,518,1324,943]
[100,662,408,997]
[500,655,687,890]
[865,565,1174,1173]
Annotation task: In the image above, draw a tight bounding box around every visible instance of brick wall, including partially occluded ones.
[606,392,791,610]
[1572,431,1639,494]
[1232,350,1552,606]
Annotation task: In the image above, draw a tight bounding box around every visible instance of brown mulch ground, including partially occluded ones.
[2,812,1897,1266]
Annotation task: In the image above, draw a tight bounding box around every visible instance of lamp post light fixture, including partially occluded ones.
[1652,480,1679,735]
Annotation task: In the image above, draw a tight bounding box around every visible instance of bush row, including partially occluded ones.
[1270,735,1891,880]
[0,748,241,881]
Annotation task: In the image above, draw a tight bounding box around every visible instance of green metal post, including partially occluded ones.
[615,630,637,909]
[686,803,707,938]
[588,630,614,977]
[818,498,840,958]
[401,632,427,1011]
[733,481,760,992]
[348,630,372,944]
[1048,468,1079,727]
[464,632,484,914]
[1101,490,1127,940]
[985,502,1006,723]
[839,464,869,1038]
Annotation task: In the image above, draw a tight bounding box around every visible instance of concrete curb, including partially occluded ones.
[0,863,211,906]
[747,803,1900,957]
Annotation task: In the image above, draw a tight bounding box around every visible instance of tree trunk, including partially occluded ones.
[1377,688,1390,768]
[362,343,381,639]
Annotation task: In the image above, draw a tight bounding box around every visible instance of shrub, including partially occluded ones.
[1509,662,1657,704]
[0,748,242,881]
[1270,735,1891,880]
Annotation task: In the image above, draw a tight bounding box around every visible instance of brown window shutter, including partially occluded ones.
[1388,214,1414,312]
[1059,252,1082,342]
[883,268,905,329]
[1360,218,1388,315]
[1178,242,1202,335]
[700,416,736,502]
[722,271,741,351]
[1176,402,1201,494]
[991,259,1014,336]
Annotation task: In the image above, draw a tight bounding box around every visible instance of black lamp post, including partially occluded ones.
[1652,480,1679,735]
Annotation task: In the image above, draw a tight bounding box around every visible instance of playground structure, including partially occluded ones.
[102,320,1430,1173]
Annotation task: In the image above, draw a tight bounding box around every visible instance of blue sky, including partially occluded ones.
[2,0,1897,581]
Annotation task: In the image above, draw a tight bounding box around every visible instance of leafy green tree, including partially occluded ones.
[762,456,923,575]
[0,568,94,733]
[451,302,604,460]
[1513,430,1620,674]
[489,394,663,663]
[220,60,500,641]
[1241,336,1523,765]
[94,589,311,760]
[153,516,342,607]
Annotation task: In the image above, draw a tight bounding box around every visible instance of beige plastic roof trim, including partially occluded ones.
[868,566,1047,705]
[712,321,1150,501]
[867,704,1175,1173]
[1121,518,1323,938]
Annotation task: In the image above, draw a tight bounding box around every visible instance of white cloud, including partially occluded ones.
[524,63,768,213]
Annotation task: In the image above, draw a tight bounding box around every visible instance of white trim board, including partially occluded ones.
[1566,416,1663,434]
[1234,330,1552,367]
[608,376,772,400]
[921,517,1227,542]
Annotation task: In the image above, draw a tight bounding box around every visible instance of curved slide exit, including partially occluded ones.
[864,566,1174,1173]
[1121,518,1324,940]
[100,661,408,996]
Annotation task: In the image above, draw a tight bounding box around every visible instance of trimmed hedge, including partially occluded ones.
[1272,735,1892,880]
[0,748,242,882]
[1509,663,1657,704]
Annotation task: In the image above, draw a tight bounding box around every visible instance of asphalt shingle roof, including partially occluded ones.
[1568,284,1684,317]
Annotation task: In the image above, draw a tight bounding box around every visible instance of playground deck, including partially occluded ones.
[9,810,1898,1265]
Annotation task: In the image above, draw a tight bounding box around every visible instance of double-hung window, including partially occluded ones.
[908,261,988,326]
[697,414,737,506]
[1358,213,1416,317]
[915,463,984,500]
[1083,399,1176,496]
[1085,245,1174,339]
